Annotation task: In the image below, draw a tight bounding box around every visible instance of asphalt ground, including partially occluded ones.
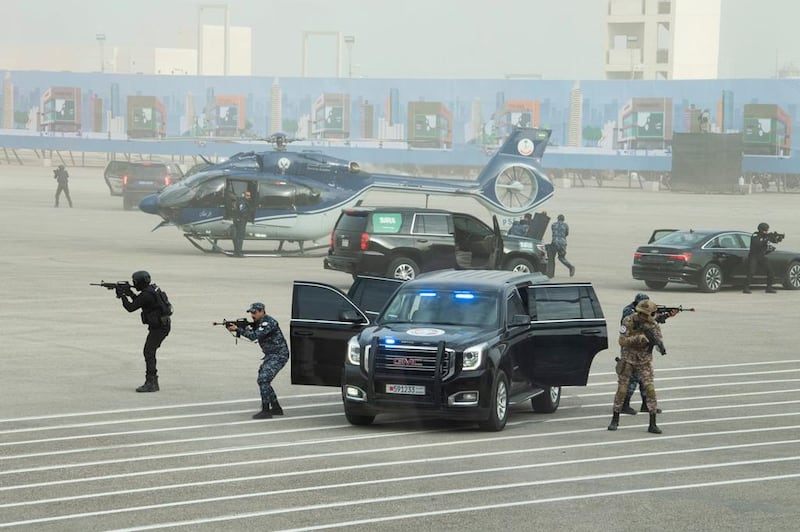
[1,165,799,530]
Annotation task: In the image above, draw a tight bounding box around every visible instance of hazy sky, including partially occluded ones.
[5,0,800,79]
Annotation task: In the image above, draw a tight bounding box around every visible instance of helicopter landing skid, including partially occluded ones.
[183,234,327,257]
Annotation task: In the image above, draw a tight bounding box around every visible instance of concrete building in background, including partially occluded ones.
[2,73,13,129]
[605,0,721,80]
[201,25,252,76]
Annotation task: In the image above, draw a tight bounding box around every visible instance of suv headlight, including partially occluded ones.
[462,342,486,370]
[346,336,361,365]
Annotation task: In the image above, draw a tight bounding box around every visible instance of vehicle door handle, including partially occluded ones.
[416,239,429,243]
[294,330,314,337]
[580,329,602,335]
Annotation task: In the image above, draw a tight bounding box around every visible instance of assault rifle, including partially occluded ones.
[213,318,251,344]
[767,231,785,244]
[212,318,250,329]
[656,305,695,322]
[90,281,133,298]
[643,327,666,356]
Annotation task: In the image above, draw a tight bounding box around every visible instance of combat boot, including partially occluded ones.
[270,399,284,416]
[607,411,620,431]
[648,412,662,434]
[621,395,637,415]
[766,287,777,293]
[252,402,273,419]
[136,375,159,393]
[641,402,661,414]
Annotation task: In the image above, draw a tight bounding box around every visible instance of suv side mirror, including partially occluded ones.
[509,314,530,327]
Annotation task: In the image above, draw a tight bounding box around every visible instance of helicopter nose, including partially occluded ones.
[139,194,160,214]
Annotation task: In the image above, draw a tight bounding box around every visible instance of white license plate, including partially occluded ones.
[341,237,349,247]
[385,384,425,395]
[138,180,154,185]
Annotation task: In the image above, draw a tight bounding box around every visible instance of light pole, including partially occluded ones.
[344,35,355,77]
[96,33,106,72]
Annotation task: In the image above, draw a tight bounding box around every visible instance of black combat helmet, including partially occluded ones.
[757,222,769,232]
[132,270,151,290]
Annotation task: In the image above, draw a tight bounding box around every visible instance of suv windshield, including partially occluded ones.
[380,288,499,328]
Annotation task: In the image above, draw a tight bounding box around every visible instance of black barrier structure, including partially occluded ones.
[671,133,743,193]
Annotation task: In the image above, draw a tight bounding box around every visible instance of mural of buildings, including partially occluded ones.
[41,87,81,133]
[619,97,673,149]
[127,95,165,138]
[568,81,583,147]
[270,79,282,135]
[408,101,453,149]
[743,103,791,156]
[360,100,374,139]
[214,94,246,136]
[312,93,350,139]
[494,99,539,141]
[2,73,12,129]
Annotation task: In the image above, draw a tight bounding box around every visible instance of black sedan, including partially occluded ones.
[632,229,800,292]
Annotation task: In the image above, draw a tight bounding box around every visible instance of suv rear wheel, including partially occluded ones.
[532,386,561,413]
[386,257,420,280]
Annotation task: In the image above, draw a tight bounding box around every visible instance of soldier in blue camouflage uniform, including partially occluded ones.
[608,299,664,434]
[550,214,575,277]
[228,302,289,419]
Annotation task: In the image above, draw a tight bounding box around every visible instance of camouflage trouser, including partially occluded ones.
[614,360,657,413]
[257,352,289,405]
[553,243,573,269]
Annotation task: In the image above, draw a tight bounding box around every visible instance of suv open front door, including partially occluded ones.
[290,277,403,386]
[519,283,608,386]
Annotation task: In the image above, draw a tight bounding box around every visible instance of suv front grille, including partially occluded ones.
[373,343,454,379]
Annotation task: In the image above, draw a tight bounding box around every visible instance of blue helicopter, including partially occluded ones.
[138,128,555,254]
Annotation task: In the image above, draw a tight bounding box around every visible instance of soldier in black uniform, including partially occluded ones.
[117,271,171,392]
[231,190,254,257]
[53,164,73,207]
[743,222,782,294]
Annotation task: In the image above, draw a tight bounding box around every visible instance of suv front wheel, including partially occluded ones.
[386,257,420,280]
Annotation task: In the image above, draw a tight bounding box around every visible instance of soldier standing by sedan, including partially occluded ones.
[608,299,665,434]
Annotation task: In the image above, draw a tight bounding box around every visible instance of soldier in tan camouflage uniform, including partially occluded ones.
[607,299,664,434]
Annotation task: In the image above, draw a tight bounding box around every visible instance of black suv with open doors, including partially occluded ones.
[291,270,608,431]
[324,206,547,280]
[108,161,184,210]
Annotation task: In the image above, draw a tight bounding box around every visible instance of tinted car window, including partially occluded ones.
[294,284,359,321]
[656,231,711,247]
[336,211,369,231]
[529,285,603,320]
[412,214,450,235]
[130,165,169,179]
[370,212,403,233]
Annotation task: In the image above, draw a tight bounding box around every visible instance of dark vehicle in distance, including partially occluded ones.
[121,161,184,210]
[632,229,800,292]
[103,161,131,196]
[290,270,608,431]
[324,206,548,280]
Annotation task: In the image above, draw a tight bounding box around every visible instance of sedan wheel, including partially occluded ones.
[699,263,722,292]
[784,261,800,290]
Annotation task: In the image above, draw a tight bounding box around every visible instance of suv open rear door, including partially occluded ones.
[519,283,608,386]
[290,277,403,386]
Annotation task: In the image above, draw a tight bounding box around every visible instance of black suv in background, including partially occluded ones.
[324,206,548,280]
[290,270,608,431]
[103,161,130,197]
[104,161,185,210]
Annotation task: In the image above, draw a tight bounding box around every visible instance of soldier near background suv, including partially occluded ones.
[53,164,73,208]
[550,213,575,277]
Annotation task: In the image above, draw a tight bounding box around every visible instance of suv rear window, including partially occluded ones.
[337,211,369,232]
[130,165,170,179]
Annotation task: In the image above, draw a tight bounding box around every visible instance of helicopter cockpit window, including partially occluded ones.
[293,184,322,206]
[192,176,226,208]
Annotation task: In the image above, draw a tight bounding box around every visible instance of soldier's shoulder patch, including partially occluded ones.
[619,325,627,334]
